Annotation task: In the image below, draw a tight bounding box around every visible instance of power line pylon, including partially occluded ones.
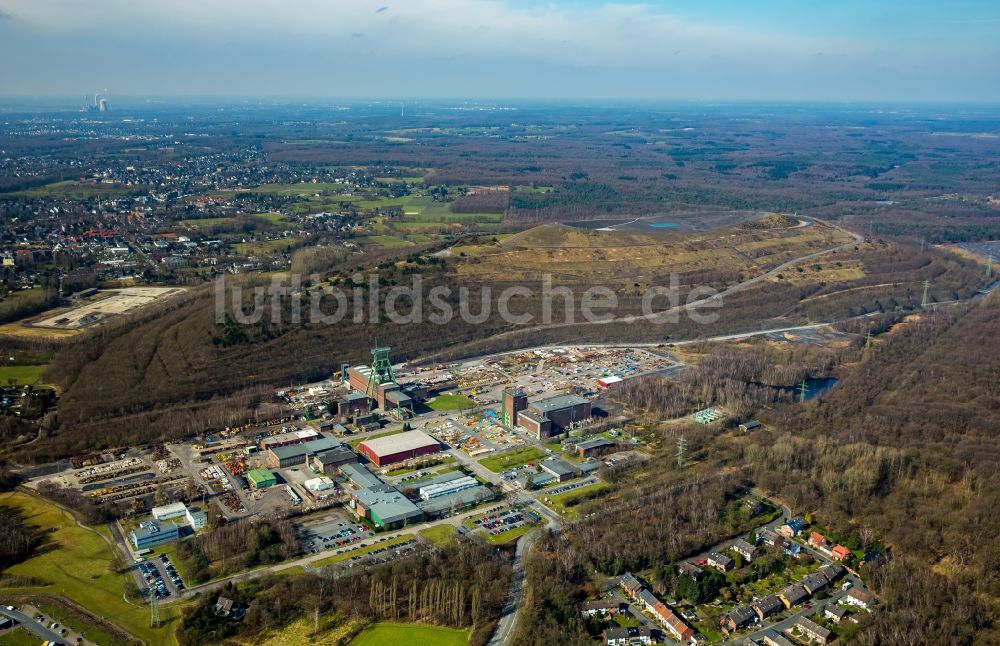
[799,380,808,403]
[921,279,930,308]
[675,435,687,470]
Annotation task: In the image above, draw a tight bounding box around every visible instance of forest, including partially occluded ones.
[509,292,1000,644]
[176,539,512,646]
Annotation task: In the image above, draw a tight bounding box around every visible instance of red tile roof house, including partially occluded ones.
[831,545,852,561]
[807,531,828,550]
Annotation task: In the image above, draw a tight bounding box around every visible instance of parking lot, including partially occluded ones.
[134,551,187,600]
[298,517,373,554]
[469,505,533,538]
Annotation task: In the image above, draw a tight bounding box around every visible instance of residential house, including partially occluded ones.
[801,573,830,595]
[758,629,796,646]
[844,588,874,611]
[824,605,849,623]
[807,532,827,550]
[652,603,694,642]
[757,528,785,548]
[707,551,735,572]
[778,516,808,538]
[604,626,654,646]
[732,538,760,562]
[778,584,809,609]
[831,545,852,561]
[819,564,845,583]
[753,595,785,621]
[720,605,758,633]
[215,597,234,617]
[620,572,644,599]
[784,543,803,558]
[678,561,705,580]
[793,616,832,644]
[579,600,625,617]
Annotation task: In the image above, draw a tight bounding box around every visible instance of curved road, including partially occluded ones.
[416,218,864,364]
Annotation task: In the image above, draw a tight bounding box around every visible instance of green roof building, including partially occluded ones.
[247,468,277,489]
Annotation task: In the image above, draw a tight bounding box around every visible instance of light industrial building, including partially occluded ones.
[418,475,478,501]
[265,436,351,469]
[130,520,180,549]
[353,487,424,529]
[358,430,441,466]
[247,468,277,488]
[151,502,188,521]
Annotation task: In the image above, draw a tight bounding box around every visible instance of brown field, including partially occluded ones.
[454,217,854,285]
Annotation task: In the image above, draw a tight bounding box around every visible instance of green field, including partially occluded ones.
[0,627,43,646]
[233,237,296,255]
[0,492,182,646]
[0,364,48,385]
[418,524,457,547]
[366,234,413,248]
[486,522,535,545]
[540,482,610,520]
[350,622,470,646]
[9,180,138,200]
[478,446,546,473]
[427,394,476,411]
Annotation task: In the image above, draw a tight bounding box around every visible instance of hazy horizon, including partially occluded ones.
[1,0,998,103]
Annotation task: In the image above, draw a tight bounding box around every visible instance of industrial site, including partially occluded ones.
[20,343,671,602]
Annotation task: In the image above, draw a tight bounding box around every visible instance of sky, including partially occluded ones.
[0,0,998,102]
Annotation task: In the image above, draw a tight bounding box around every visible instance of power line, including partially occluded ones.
[675,435,687,470]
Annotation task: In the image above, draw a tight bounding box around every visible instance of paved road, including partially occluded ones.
[487,528,538,646]
[0,607,65,644]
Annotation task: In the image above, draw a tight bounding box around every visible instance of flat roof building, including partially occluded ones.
[341,462,386,490]
[419,475,478,501]
[540,457,578,482]
[354,487,424,529]
[151,502,188,521]
[131,520,180,550]
[247,468,277,489]
[358,430,440,467]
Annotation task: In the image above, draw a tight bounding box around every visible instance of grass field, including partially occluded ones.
[9,180,138,200]
[478,446,545,473]
[32,598,120,646]
[240,615,364,645]
[427,394,476,411]
[350,622,470,646]
[486,522,535,545]
[418,525,457,547]
[366,234,413,248]
[539,482,610,520]
[234,237,296,255]
[0,627,43,646]
[0,364,48,385]
[0,492,182,646]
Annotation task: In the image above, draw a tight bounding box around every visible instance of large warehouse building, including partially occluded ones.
[358,430,441,467]
[518,394,592,439]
